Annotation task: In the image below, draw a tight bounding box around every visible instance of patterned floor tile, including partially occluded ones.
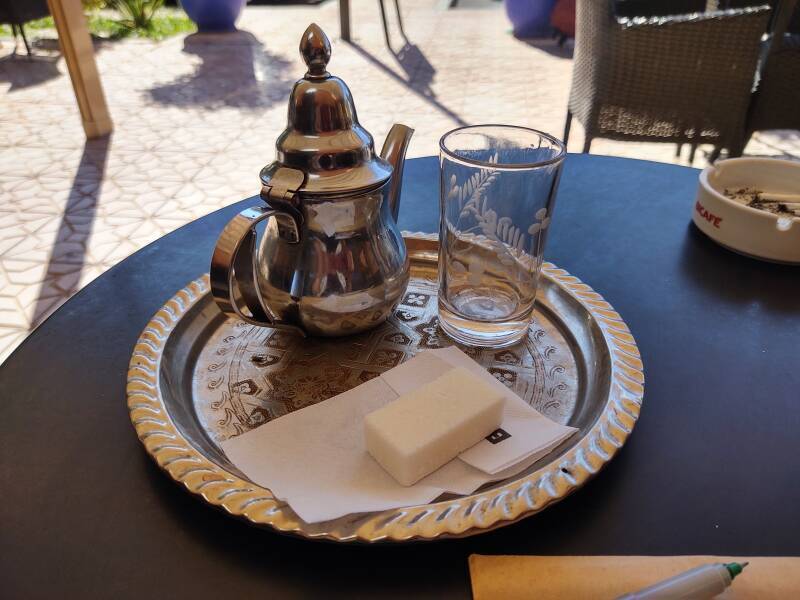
[0,0,798,364]
[0,328,28,364]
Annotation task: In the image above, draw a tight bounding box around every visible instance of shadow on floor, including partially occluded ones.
[0,53,61,91]
[0,31,121,92]
[348,40,466,127]
[30,136,110,328]
[147,30,294,109]
[520,37,574,60]
[394,41,434,91]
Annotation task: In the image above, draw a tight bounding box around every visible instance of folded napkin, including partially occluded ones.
[469,555,800,599]
[221,346,576,523]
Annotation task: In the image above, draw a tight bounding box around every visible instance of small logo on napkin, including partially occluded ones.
[486,428,511,444]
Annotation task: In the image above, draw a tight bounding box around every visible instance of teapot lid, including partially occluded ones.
[260,24,392,197]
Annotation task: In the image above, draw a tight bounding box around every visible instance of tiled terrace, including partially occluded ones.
[1,0,798,363]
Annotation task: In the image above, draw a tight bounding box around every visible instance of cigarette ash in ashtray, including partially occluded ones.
[724,187,800,217]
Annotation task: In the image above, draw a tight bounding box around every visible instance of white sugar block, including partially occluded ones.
[364,366,505,486]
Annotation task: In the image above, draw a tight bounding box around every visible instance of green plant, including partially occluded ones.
[87,14,131,39]
[89,10,195,40]
[0,16,53,36]
[142,13,195,40]
[108,0,165,31]
[0,5,192,41]
[24,17,56,30]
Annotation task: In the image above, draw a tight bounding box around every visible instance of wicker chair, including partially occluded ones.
[614,0,707,18]
[564,0,772,160]
[739,0,800,152]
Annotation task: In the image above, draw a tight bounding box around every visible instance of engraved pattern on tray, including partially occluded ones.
[127,237,644,542]
[192,276,577,443]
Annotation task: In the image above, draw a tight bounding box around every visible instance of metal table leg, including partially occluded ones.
[339,0,351,42]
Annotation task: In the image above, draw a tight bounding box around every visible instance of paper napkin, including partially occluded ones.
[221,346,577,523]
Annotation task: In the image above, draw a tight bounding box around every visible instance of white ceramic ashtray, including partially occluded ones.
[694,157,800,264]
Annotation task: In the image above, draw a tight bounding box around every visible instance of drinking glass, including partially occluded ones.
[437,125,566,348]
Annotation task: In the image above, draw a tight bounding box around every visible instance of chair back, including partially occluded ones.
[0,0,49,25]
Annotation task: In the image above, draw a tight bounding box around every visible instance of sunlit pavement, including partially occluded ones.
[1,0,797,363]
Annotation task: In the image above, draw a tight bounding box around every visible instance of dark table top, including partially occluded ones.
[2,155,799,598]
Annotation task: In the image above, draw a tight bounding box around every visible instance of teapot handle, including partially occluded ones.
[210,205,306,336]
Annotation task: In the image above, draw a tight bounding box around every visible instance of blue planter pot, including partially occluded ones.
[180,0,246,32]
[505,0,558,38]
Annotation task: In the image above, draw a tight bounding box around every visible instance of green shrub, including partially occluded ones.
[108,0,165,31]
[0,2,192,41]
[89,9,195,40]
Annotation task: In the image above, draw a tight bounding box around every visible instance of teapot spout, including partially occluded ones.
[380,124,414,222]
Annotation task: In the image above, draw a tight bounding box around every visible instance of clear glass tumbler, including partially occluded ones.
[437,125,566,348]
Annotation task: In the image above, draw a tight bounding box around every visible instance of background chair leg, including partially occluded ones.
[18,23,33,56]
[688,143,698,164]
[675,144,683,158]
[708,146,723,163]
[582,136,592,154]
[393,0,408,42]
[727,132,750,158]
[10,23,19,53]
[378,0,392,48]
[339,0,351,42]
[563,110,572,145]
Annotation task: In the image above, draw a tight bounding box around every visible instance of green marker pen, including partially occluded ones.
[617,561,748,599]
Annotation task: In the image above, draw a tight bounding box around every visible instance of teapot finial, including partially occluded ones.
[264,22,397,195]
[300,24,331,79]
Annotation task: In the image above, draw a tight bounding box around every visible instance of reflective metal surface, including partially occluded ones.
[128,235,644,542]
[211,24,415,336]
[252,178,410,336]
[380,124,414,222]
[261,23,395,196]
[209,204,305,335]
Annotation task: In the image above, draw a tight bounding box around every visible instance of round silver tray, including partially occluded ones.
[127,235,644,542]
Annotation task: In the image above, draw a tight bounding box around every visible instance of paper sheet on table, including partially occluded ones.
[221,346,577,524]
[469,555,800,599]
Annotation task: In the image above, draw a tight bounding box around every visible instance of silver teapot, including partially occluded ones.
[210,24,414,337]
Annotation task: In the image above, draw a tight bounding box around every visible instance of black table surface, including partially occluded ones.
[2,155,799,598]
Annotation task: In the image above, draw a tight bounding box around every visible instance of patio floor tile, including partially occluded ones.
[0,0,797,362]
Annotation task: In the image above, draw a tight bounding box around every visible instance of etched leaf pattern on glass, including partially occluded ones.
[446,156,550,283]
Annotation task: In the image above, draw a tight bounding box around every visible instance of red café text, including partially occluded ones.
[695,200,722,228]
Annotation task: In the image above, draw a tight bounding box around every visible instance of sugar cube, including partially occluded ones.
[364,367,504,486]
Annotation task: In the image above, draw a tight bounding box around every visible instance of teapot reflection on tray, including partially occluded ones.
[211,24,414,337]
